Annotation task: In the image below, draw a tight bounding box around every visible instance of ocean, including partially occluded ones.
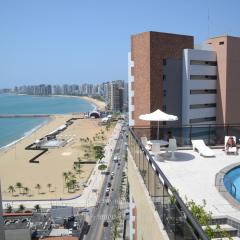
[0,94,94,148]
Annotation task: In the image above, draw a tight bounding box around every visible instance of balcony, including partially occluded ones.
[128,124,240,239]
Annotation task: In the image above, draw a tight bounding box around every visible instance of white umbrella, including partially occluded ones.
[139,109,178,139]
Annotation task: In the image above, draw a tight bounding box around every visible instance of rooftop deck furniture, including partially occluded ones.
[141,137,151,151]
[167,138,177,160]
[225,136,238,155]
[191,139,215,157]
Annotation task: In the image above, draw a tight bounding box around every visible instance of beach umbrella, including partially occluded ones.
[139,109,178,140]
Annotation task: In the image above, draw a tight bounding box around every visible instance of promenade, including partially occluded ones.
[2,122,122,210]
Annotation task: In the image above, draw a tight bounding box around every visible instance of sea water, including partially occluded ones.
[0,94,94,148]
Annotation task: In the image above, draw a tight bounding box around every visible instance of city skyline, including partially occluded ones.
[1,0,240,88]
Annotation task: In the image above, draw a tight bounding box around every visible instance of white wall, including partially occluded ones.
[128,52,135,126]
[182,49,217,125]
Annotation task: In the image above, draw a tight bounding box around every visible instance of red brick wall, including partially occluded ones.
[131,31,193,127]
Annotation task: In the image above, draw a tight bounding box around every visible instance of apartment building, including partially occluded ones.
[182,49,217,125]
[129,31,194,127]
[129,31,240,127]
[106,80,125,112]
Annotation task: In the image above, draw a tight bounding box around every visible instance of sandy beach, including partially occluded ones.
[51,95,106,111]
[0,114,114,200]
[79,96,106,111]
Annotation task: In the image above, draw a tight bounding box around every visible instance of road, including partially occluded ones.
[86,125,127,240]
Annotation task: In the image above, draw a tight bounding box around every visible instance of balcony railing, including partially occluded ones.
[128,127,209,240]
[132,124,240,147]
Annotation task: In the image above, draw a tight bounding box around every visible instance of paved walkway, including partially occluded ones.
[155,149,240,220]
[2,122,122,210]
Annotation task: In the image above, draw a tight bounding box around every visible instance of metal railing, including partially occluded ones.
[128,127,209,240]
[132,123,240,147]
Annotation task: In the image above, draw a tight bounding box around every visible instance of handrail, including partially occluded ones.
[129,127,209,240]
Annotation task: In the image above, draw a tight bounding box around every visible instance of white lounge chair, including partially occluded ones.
[151,142,161,154]
[225,136,238,155]
[167,138,177,160]
[141,137,151,151]
[192,139,215,157]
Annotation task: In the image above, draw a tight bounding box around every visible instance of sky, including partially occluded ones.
[0,0,240,88]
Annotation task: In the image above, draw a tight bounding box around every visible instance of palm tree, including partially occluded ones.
[8,185,15,196]
[66,181,72,193]
[15,182,22,194]
[63,172,68,183]
[35,184,41,194]
[47,183,52,192]
[6,205,12,213]
[34,204,41,212]
[18,204,25,212]
[23,187,29,195]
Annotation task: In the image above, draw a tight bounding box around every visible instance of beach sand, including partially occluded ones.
[0,115,113,200]
[79,96,106,111]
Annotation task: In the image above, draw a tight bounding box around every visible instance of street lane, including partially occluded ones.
[86,124,127,240]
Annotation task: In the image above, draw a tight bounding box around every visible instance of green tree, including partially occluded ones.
[94,145,105,160]
[98,164,107,171]
[63,172,68,183]
[6,205,12,213]
[35,184,41,194]
[15,182,22,194]
[8,185,15,196]
[23,187,29,195]
[18,204,25,212]
[112,208,121,240]
[34,204,41,212]
[66,181,72,193]
[47,183,52,192]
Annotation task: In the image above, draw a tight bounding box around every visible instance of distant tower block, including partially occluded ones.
[0,182,5,240]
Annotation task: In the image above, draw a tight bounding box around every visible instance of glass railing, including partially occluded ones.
[128,127,209,240]
[132,124,240,147]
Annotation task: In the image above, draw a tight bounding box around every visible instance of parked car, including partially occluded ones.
[79,208,90,213]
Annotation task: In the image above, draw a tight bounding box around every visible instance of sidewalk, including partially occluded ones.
[2,122,122,210]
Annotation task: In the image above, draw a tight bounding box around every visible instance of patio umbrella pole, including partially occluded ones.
[157,121,159,140]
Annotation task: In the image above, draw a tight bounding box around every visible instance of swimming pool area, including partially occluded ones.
[224,166,240,202]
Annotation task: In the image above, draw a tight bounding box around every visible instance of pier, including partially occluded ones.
[0,114,51,118]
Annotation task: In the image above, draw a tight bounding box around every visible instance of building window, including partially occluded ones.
[190,75,217,80]
[163,90,167,97]
[190,103,216,109]
[163,105,167,111]
[163,59,167,65]
[219,41,224,45]
[190,117,216,123]
[190,89,217,94]
[163,74,166,81]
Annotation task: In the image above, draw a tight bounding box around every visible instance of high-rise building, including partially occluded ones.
[129,31,194,127]
[129,31,240,127]
[107,80,124,112]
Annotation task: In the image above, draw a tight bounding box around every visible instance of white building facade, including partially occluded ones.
[128,52,135,126]
[182,49,217,125]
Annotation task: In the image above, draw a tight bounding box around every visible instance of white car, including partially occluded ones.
[111,172,114,176]
[106,187,110,192]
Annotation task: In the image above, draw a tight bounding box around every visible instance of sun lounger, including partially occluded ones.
[191,139,215,157]
[225,136,238,155]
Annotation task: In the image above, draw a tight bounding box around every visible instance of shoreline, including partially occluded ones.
[0,93,105,150]
[0,117,53,152]
[13,93,106,111]
[0,115,111,201]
